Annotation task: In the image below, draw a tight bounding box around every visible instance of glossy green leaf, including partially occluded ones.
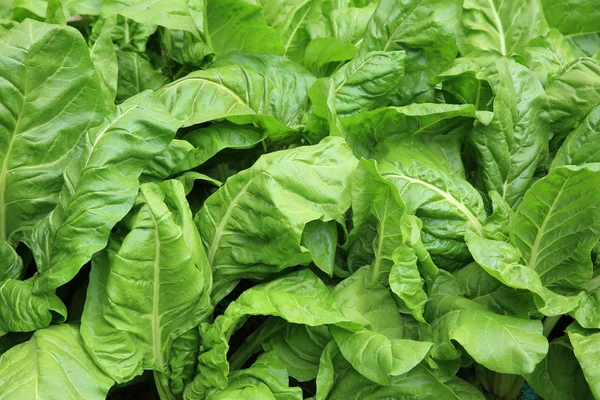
[102,0,199,33]
[156,65,291,135]
[466,232,583,316]
[204,349,302,400]
[342,103,491,159]
[178,123,266,172]
[459,0,548,58]
[207,0,284,57]
[260,0,319,62]
[390,246,428,323]
[468,58,550,206]
[0,241,22,281]
[567,322,600,399]
[81,180,212,383]
[302,220,338,277]
[525,29,575,85]
[553,105,600,167]
[329,51,405,116]
[211,54,316,128]
[427,282,548,374]
[347,159,407,280]
[454,262,535,318]
[0,325,114,399]
[27,91,180,293]
[512,163,600,288]
[263,323,331,382]
[195,137,356,302]
[0,279,66,335]
[141,139,195,182]
[545,58,600,144]
[315,343,483,400]
[524,336,594,400]
[0,19,106,245]
[330,267,431,385]
[90,15,118,104]
[376,137,487,269]
[185,269,360,399]
[305,78,344,144]
[303,37,358,77]
[361,0,462,104]
[541,0,600,37]
[115,51,168,103]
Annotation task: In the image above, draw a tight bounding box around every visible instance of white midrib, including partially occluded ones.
[142,190,164,370]
[207,178,254,265]
[527,179,568,269]
[487,0,507,55]
[283,4,311,57]
[386,172,484,235]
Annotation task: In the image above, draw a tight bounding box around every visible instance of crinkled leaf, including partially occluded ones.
[0,325,113,400]
[81,180,212,383]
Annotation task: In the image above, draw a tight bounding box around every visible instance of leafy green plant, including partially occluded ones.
[2,0,600,399]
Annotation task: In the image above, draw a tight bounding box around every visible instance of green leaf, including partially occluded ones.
[302,220,338,277]
[0,241,22,281]
[0,325,114,399]
[427,280,548,375]
[468,58,550,206]
[141,139,195,182]
[553,105,600,167]
[347,159,407,280]
[304,78,344,144]
[185,269,360,399]
[466,232,583,316]
[102,0,199,34]
[524,336,594,400]
[512,163,600,288]
[90,15,118,104]
[567,322,600,399]
[303,37,358,77]
[459,0,548,58]
[315,344,482,400]
[541,0,600,37]
[525,29,575,85]
[211,54,316,128]
[342,103,491,159]
[454,262,535,318]
[263,323,331,382]
[207,0,284,57]
[360,0,462,104]
[81,180,212,383]
[259,0,320,62]
[0,20,106,245]
[195,137,356,302]
[329,51,405,116]
[376,137,487,269]
[545,58,600,145]
[156,65,292,136]
[205,349,302,400]
[116,51,168,103]
[390,246,428,323]
[45,0,65,24]
[0,279,66,334]
[330,267,431,385]
[27,91,180,293]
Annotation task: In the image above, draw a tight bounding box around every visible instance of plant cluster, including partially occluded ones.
[1,0,600,399]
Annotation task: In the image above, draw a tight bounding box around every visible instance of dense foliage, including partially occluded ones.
[1,0,600,399]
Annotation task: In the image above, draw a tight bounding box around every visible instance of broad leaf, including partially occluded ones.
[512,163,600,288]
[0,20,105,246]
[567,322,600,399]
[0,325,114,399]
[375,137,487,268]
[195,137,356,302]
[460,0,548,58]
[361,0,462,104]
[28,91,179,293]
